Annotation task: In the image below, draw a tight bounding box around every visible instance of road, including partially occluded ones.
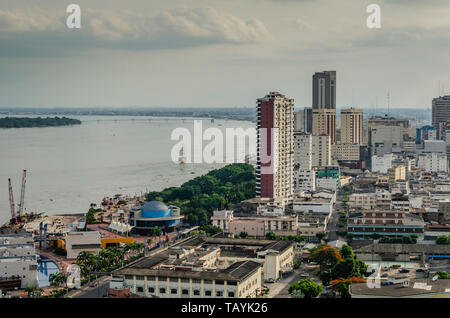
[268,264,321,298]
[65,276,111,298]
[326,191,346,243]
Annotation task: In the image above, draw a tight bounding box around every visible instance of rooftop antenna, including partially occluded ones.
[375,96,378,116]
[387,91,390,116]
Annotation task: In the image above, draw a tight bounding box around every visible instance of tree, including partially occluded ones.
[436,271,449,279]
[309,245,343,272]
[265,232,278,240]
[331,258,359,280]
[86,207,96,224]
[49,272,66,288]
[436,235,450,245]
[76,251,96,277]
[239,232,248,239]
[316,232,326,240]
[289,279,322,299]
[340,245,354,260]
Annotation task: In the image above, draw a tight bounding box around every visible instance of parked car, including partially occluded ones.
[399,269,410,273]
[381,273,388,277]
[416,269,425,273]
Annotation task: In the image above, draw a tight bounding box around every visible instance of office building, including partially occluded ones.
[294,107,312,133]
[341,108,363,144]
[312,109,336,144]
[312,71,336,110]
[432,96,450,136]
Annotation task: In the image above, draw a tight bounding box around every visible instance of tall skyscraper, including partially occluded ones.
[432,95,450,138]
[312,71,336,110]
[256,92,294,199]
[312,109,336,144]
[294,107,312,133]
[341,108,363,144]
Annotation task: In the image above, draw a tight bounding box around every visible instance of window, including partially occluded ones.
[160,288,166,294]
[137,287,144,293]
[148,287,155,293]
[205,290,212,296]
[171,289,177,294]
[216,291,223,297]
[182,289,189,295]
[194,290,200,296]
[228,292,235,297]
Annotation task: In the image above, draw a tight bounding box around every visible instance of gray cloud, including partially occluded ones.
[0,6,271,57]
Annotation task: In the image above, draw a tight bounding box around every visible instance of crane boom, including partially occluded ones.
[8,178,15,219]
[18,169,27,217]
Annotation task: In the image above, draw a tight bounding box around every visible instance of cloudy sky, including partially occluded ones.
[0,0,449,109]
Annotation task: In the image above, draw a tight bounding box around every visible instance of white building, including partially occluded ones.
[294,132,312,170]
[111,260,263,298]
[417,153,448,173]
[293,169,316,192]
[0,233,39,288]
[293,196,333,217]
[316,177,339,191]
[371,153,394,173]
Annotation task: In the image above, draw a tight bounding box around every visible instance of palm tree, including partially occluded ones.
[25,285,38,298]
[49,272,66,288]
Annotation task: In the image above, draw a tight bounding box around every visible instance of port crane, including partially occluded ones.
[7,169,27,224]
[8,178,15,222]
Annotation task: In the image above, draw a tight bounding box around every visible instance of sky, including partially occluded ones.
[0,0,449,109]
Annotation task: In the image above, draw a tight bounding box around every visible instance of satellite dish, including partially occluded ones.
[432,275,439,281]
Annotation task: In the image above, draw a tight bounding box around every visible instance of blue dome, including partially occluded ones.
[141,201,171,218]
[142,201,168,211]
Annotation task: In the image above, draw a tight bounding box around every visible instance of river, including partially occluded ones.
[0,115,255,225]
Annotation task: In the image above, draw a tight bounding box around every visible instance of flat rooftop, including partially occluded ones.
[351,278,450,297]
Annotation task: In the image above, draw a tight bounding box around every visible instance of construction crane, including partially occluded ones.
[18,169,27,218]
[8,178,16,222]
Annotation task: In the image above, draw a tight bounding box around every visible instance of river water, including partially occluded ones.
[0,115,255,225]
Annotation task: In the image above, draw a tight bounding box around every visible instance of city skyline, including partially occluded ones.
[0,0,450,109]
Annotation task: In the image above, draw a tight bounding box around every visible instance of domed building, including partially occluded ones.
[129,201,183,231]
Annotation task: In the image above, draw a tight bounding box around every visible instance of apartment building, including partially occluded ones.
[256,92,294,200]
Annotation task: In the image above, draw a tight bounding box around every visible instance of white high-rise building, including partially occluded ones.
[294,132,312,170]
[311,134,331,167]
[256,92,294,199]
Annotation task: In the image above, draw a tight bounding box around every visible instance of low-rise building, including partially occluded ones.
[347,210,425,237]
[211,210,298,237]
[0,233,38,288]
[65,231,102,259]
